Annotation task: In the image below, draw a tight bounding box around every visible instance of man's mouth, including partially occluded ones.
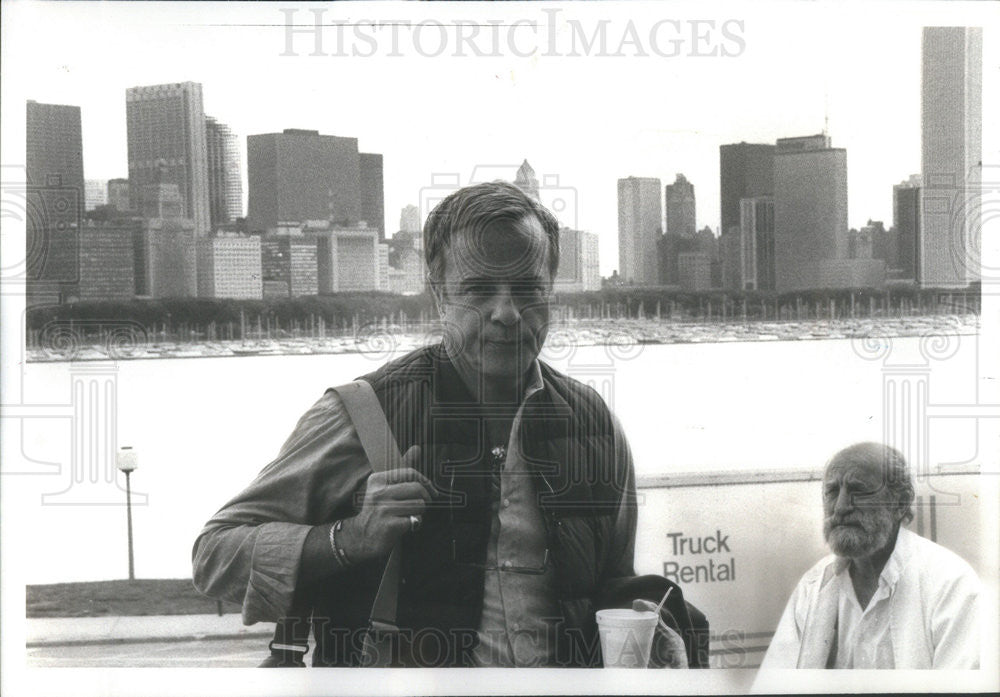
[831,521,861,529]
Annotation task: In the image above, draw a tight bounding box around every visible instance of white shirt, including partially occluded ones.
[760,527,981,669]
[831,558,894,668]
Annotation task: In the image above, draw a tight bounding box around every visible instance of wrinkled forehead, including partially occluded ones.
[823,457,887,488]
[444,215,550,280]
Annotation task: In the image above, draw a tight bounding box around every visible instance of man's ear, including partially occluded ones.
[893,498,908,523]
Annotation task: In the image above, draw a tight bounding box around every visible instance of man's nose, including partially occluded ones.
[488,287,520,325]
[833,486,854,515]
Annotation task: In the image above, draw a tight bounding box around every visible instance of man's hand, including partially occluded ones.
[338,446,436,563]
[632,599,688,669]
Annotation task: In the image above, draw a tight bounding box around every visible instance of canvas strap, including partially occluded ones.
[262,379,404,667]
[333,380,405,635]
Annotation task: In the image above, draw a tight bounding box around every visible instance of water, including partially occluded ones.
[6,333,984,584]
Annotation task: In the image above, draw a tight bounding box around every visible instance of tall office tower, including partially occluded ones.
[107,178,131,211]
[892,175,922,281]
[719,142,775,236]
[555,228,601,292]
[26,100,85,302]
[617,177,662,285]
[205,116,243,228]
[85,180,108,211]
[196,235,262,299]
[665,173,696,238]
[921,27,982,288]
[359,152,385,237]
[773,135,850,291]
[247,129,365,232]
[126,82,211,235]
[514,159,540,201]
[26,101,84,190]
[724,196,775,291]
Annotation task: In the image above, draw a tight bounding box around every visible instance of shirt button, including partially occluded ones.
[502,560,512,569]
[502,498,511,508]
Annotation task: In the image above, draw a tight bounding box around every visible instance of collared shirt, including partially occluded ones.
[760,527,982,670]
[830,556,896,668]
[473,361,558,666]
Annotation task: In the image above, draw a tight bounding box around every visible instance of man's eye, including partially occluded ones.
[516,284,546,296]
[464,284,492,296]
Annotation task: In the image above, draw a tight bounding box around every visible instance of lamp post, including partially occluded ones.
[116,447,138,581]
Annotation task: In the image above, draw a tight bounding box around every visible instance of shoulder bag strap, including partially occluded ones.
[331,380,405,633]
[263,379,404,667]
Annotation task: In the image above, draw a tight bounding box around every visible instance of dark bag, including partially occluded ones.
[260,380,406,668]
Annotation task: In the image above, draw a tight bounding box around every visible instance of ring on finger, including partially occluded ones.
[408,514,422,533]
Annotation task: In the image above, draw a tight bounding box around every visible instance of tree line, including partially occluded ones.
[26,286,978,336]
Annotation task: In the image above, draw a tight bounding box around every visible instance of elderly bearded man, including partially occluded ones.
[760,442,980,669]
[193,181,702,668]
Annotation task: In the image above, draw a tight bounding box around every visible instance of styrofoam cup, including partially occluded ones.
[595,608,658,668]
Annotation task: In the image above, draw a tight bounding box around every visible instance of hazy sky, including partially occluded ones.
[4,1,996,275]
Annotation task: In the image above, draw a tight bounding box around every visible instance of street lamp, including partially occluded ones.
[116,447,139,581]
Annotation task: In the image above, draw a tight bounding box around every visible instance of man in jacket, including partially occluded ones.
[193,181,700,667]
[760,442,980,669]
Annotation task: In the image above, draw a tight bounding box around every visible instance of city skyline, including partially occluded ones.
[4,2,997,277]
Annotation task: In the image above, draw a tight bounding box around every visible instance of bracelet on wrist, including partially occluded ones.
[328,520,353,569]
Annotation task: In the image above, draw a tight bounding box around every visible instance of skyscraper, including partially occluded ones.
[617,177,661,285]
[719,142,775,236]
[920,27,982,288]
[555,228,601,292]
[247,129,379,233]
[359,152,385,237]
[126,82,211,235]
[772,135,848,291]
[665,173,696,238]
[205,116,243,228]
[893,175,922,281]
[26,100,85,299]
[26,101,84,190]
[723,196,775,291]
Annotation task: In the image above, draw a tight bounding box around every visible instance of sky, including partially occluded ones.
[3,0,997,276]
